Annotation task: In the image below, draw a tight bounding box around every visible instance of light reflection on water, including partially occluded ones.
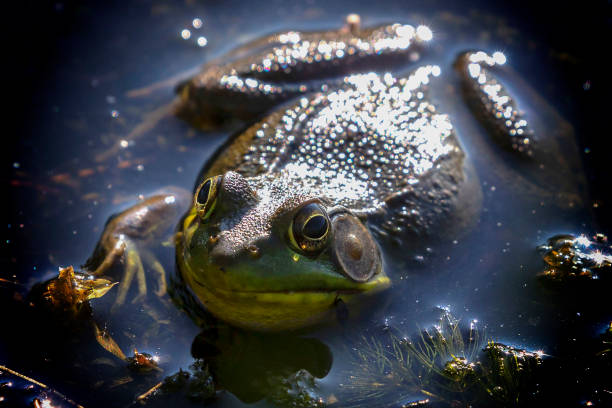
[4,1,608,407]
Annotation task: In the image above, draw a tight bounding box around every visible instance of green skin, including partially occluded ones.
[176,173,390,331]
[79,16,583,332]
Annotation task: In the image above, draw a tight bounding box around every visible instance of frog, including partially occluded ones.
[72,14,584,334]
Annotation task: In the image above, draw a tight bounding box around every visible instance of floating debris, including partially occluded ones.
[31,266,116,313]
[478,342,543,404]
[403,400,431,407]
[537,233,611,281]
[126,349,162,373]
[0,364,85,407]
[139,360,215,405]
[94,324,126,361]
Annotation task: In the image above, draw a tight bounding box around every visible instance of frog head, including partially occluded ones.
[178,171,390,331]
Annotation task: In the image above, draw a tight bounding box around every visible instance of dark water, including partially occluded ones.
[3,0,610,407]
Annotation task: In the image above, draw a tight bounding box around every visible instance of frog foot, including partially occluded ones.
[82,189,191,311]
[92,242,163,309]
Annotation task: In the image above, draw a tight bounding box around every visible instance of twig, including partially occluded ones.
[135,381,163,403]
[0,364,85,408]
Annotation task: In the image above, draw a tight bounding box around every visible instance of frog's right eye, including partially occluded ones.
[288,203,331,255]
[195,175,222,220]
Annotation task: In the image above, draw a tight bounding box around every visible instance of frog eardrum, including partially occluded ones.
[330,213,381,283]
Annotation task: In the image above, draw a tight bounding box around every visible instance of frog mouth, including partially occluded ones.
[191,273,390,297]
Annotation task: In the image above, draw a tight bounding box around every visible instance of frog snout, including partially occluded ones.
[208,240,237,267]
[208,238,262,267]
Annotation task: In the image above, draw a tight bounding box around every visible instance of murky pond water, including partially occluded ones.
[3,0,610,407]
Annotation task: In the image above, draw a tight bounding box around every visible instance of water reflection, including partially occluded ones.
[191,328,332,403]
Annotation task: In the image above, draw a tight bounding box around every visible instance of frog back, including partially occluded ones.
[202,67,481,244]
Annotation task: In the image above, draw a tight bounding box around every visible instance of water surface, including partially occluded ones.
[3,0,609,407]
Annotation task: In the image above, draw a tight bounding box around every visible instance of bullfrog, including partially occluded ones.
[74,15,582,333]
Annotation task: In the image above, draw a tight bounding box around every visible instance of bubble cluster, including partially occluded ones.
[179,17,207,47]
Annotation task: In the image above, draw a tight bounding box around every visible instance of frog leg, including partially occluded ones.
[454,51,534,156]
[113,243,146,309]
[141,248,167,297]
[83,188,191,309]
[90,240,126,277]
[95,102,178,163]
[453,51,586,208]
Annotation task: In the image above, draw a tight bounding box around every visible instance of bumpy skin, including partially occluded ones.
[199,67,481,245]
[455,51,585,208]
[176,66,482,330]
[177,21,430,127]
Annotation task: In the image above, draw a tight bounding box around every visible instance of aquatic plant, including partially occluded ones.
[340,311,481,406]
[340,311,543,407]
[141,359,215,405]
[477,342,543,405]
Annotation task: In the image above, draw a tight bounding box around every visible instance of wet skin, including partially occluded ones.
[82,16,584,331]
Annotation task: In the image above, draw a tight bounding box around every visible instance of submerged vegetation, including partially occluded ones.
[268,369,326,408]
[340,311,543,407]
[537,233,611,282]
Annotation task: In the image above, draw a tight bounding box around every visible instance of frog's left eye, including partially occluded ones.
[195,175,222,220]
[288,203,331,255]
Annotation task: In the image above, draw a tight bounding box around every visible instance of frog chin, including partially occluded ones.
[180,257,390,331]
[197,281,390,331]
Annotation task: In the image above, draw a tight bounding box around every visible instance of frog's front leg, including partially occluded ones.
[83,187,191,309]
[453,51,586,208]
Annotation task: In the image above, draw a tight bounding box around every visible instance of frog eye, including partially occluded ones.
[289,203,331,254]
[195,175,222,220]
